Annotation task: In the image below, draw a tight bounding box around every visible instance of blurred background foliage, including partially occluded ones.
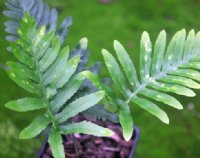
[0,0,200,157]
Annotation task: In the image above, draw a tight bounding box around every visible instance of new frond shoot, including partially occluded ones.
[84,29,200,141]
[4,13,114,158]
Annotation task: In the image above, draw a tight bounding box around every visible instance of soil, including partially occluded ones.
[41,115,135,158]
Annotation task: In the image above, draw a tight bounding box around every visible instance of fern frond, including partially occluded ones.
[4,13,114,158]
[84,29,200,141]
[3,0,112,123]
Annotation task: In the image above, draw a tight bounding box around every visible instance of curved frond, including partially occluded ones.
[4,13,113,158]
[3,0,111,124]
[4,0,107,122]
[85,29,200,141]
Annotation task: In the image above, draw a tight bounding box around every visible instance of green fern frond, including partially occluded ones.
[3,0,115,124]
[4,13,114,158]
[83,29,200,141]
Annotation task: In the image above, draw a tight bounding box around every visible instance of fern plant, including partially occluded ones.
[84,29,200,141]
[3,0,116,123]
[4,13,114,158]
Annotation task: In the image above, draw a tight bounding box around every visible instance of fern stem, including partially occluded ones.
[33,49,58,129]
[126,60,189,104]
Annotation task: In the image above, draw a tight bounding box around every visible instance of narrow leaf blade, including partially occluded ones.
[149,82,195,97]
[51,73,85,112]
[45,56,80,89]
[119,106,134,141]
[61,121,114,137]
[82,71,118,112]
[43,46,69,79]
[5,97,46,112]
[168,69,200,82]
[159,75,200,89]
[131,96,169,124]
[102,49,128,96]
[39,36,60,73]
[140,31,152,82]
[151,30,166,76]
[139,88,183,109]
[56,91,105,123]
[6,65,41,95]
[48,128,65,158]
[19,115,51,139]
[183,29,195,60]
[172,29,186,64]
[114,40,139,88]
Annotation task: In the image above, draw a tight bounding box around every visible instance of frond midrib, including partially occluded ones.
[30,35,58,129]
[126,54,195,104]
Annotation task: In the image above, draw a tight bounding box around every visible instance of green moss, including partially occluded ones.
[0,120,41,158]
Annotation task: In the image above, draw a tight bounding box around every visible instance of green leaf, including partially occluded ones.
[171,29,186,64]
[39,36,60,73]
[12,43,35,69]
[114,40,139,88]
[45,56,80,89]
[61,121,114,137]
[19,115,51,139]
[140,31,152,82]
[56,91,105,123]
[102,49,128,96]
[18,13,37,43]
[43,46,69,80]
[159,75,200,89]
[16,38,32,55]
[51,73,85,112]
[119,105,134,141]
[7,66,42,95]
[131,97,169,124]
[162,29,185,67]
[35,31,55,60]
[168,69,200,82]
[7,61,39,82]
[48,128,65,158]
[139,88,183,109]
[151,30,166,76]
[183,29,195,60]
[180,61,200,70]
[5,98,46,112]
[82,71,118,112]
[162,31,178,70]
[192,32,200,56]
[82,71,105,91]
[149,82,195,97]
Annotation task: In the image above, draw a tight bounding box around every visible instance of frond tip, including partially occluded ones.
[4,0,72,43]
